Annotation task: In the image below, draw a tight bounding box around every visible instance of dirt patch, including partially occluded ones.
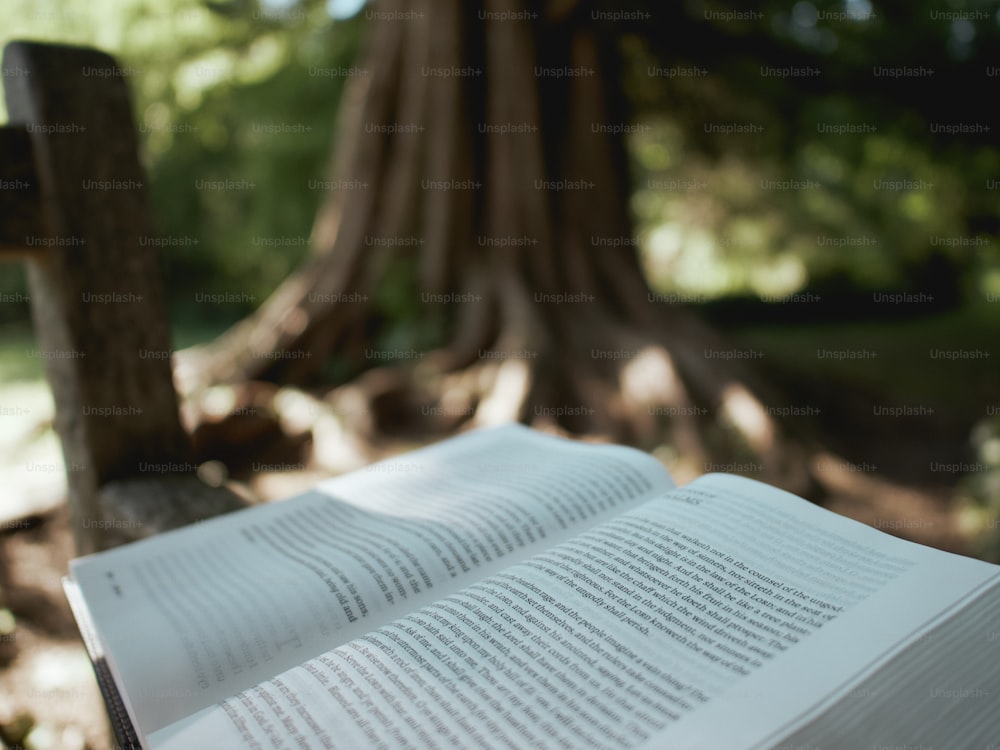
[0,507,107,750]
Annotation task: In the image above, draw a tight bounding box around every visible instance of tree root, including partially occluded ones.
[175,0,835,502]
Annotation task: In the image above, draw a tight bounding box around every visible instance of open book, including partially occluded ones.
[64,425,1000,749]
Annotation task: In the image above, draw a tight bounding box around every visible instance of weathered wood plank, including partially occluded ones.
[0,125,42,258]
[2,41,245,552]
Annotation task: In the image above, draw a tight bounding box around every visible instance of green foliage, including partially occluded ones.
[618,0,1000,300]
[0,0,364,327]
[2,0,999,324]
[0,327,41,382]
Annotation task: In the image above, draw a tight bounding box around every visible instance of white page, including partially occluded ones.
[148,473,997,750]
[635,474,1000,749]
[70,424,672,737]
[765,577,1000,749]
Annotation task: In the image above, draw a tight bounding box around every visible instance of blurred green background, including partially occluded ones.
[1,0,999,552]
[1,0,998,331]
[2,5,999,746]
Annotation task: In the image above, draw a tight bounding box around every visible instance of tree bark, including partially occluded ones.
[177,0,817,493]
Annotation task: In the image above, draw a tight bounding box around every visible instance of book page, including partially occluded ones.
[69,424,672,737]
[770,577,1000,749]
[631,475,999,748]
[147,474,998,750]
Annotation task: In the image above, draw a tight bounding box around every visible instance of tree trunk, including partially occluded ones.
[177,0,815,493]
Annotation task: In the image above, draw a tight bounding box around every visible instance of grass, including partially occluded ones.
[728,299,1000,417]
[0,325,43,384]
[0,319,233,387]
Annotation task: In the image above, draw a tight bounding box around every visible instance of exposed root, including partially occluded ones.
[179,296,832,506]
[174,0,835,501]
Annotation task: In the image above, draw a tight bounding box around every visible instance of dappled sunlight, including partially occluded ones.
[174,50,238,109]
[438,382,474,415]
[308,411,370,474]
[620,345,683,407]
[645,225,735,296]
[630,73,996,303]
[168,21,291,107]
[0,382,63,525]
[900,191,934,222]
[273,386,324,435]
[474,358,530,426]
[719,383,775,454]
[280,304,309,338]
[749,253,808,297]
[197,384,239,418]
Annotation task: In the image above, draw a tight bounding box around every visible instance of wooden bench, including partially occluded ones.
[1,40,246,554]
